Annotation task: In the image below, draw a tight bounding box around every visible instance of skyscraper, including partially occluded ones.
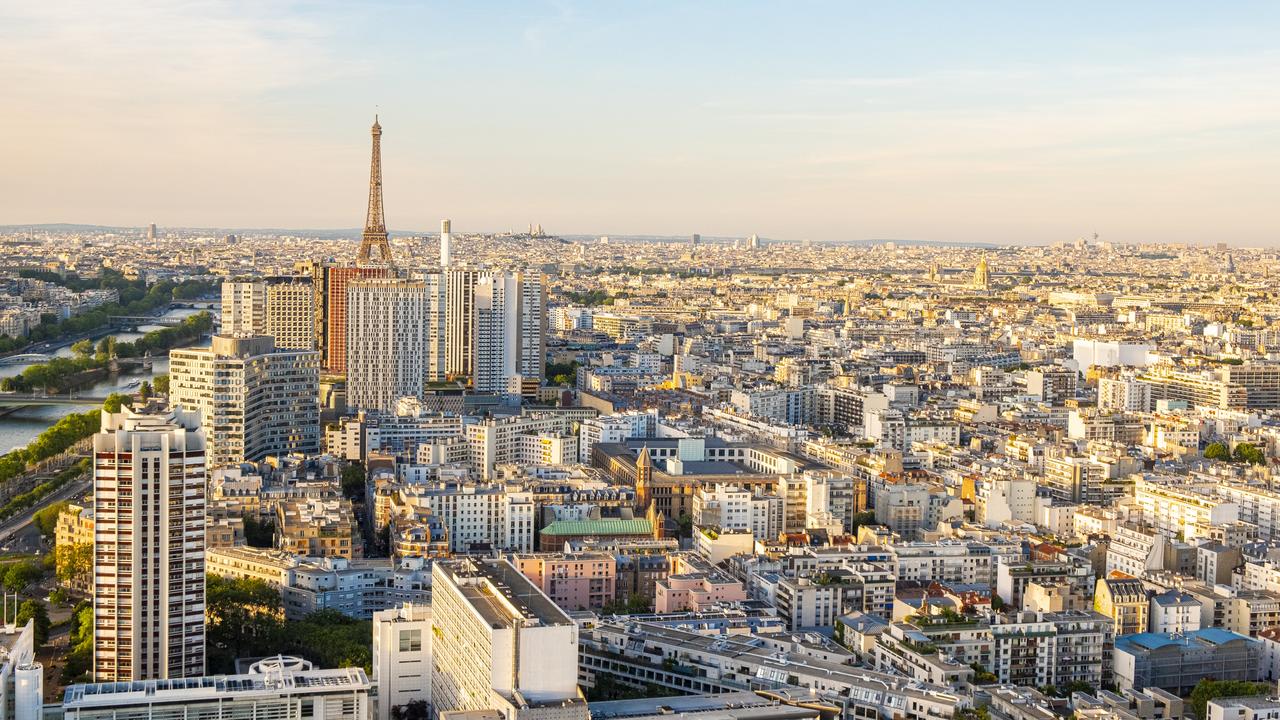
[472,272,546,398]
[346,276,447,412]
[444,269,480,380]
[92,406,206,682]
[221,277,316,350]
[357,116,394,267]
[439,218,452,269]
[169,335,321,467]
[315,264,392,375]
[221,281,266,335]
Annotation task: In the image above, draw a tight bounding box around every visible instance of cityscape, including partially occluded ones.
[2,4,1280,720]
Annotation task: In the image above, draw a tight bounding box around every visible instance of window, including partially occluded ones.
[400,628,422,652]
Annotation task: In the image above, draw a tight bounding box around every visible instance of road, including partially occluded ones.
[0,477,90,549]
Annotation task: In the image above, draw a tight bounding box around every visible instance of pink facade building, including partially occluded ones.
[513,552,617,611]
[654,555,748,613]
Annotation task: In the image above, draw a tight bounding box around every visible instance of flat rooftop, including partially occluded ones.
[445,558,572,629]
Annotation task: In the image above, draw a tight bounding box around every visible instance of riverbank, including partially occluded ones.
[0,313,211,395]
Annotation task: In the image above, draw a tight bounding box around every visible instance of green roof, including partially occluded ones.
[540,519,653,536]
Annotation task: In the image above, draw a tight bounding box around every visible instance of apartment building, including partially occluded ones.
[372,603,432,720]
[512,552,617,611]
[92,406,207,682]
[430,558,587,720]
[275,497,361,559]
[169,334,320,467]
[346,276,447,413]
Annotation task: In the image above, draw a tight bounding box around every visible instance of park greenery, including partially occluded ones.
[0,269,216,353]
[340,462,367,500]
[1204,441,1267,465]
[545,360,580,386]
[206,574,373,674]
[0,311,212,394]
[62,601,94,683]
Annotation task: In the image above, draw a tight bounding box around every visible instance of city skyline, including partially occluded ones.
[3,2,1279,246]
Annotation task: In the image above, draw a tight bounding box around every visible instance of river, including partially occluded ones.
[0,307,212,454]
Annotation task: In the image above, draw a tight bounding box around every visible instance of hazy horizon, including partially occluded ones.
[3,2,1278,246]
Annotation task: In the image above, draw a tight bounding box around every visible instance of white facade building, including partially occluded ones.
[346,277,447,413]
[170,334,320,468]
[92,407,207,682]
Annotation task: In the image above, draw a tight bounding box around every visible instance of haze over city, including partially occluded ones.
[3,1,1279,245]
[9,5,1280,720]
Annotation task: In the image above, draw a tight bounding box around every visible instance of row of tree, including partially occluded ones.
[0,412,98,490]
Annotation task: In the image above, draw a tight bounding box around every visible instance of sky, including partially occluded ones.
[2,1,1278,246]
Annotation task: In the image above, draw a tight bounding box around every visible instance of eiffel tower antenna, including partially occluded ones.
[357,114,394,266]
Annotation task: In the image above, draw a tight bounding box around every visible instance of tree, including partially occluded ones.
[848,510,878,535]
[391,701,431,720]
[341,463,367,500]
[33,500,69,540]
[15,600,50,644]
[70,339,94,358]
[990,594,1006,611]
[206,574,286,672]
[2,560,45,591]
[102,392,129,413]
[1190,679,1272,719]
[244,516,276,548]
[153,373,170,395]
[55,543,93,587]
[139,380,153,400]
[1234,443,1266,466]
[1205,442,1230,460]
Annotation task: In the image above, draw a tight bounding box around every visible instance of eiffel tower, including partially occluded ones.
[357,115,394,266]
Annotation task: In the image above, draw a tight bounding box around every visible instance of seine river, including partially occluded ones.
[0,307,208,454]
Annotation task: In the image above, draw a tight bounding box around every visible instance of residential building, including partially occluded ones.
[92,406,207,682]
[169,334,320,467]
[346,276,447,413]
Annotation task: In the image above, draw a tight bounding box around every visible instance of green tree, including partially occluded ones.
[15,600,50,644]
[33,500,69,540]
[70,339,94,358]
[206,574,286,671]
[391,701,432,720]
[244,516,276,548]
[2,560,45,591]
[102,392,129,413]
[1233,443,1266,465]
[1204,442,1230,460]
[1190,679,1272,719]
[341,463,367,500]
[139,380,153,400]
[153,373,170,395]
[55,543,93,587]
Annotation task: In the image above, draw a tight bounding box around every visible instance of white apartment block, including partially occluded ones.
[466,413,574,479]
[169,334,320,468]
[221,277,315,350]
[1133,476,1238,540]
[326,407,465,462]
[346,277,447,413]
[221,281,265,335]
[384,482,535,553]
[693,483,784,541]
[372,603,432,720]
[579,409,659,462]
[1099,375,1153,412]
[430,559,586,720]
[892,540,1024,585]
[472,272,546,397]
[92,407,207,682]
[264,278,316,350]
[1218,483,1280,540]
